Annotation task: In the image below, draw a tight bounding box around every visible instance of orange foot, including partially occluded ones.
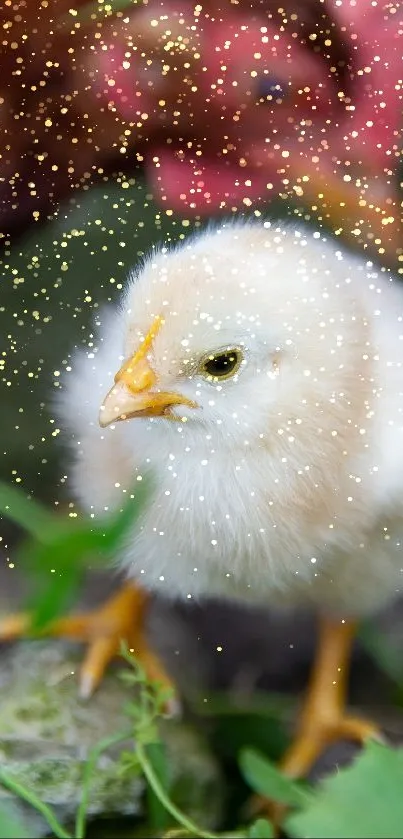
[256,618,382,826]
[0,582,177,710]
[279,617,381,779]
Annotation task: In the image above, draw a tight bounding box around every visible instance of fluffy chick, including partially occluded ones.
[63,220,403,620]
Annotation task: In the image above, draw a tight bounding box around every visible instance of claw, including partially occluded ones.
[0,582,177,709]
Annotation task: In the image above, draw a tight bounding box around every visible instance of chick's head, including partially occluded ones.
[100,222,360,447]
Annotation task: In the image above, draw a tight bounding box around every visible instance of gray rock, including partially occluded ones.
[0,640,222,836]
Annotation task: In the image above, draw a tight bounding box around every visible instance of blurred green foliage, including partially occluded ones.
[240,742,403,839]
[0,475,150,628]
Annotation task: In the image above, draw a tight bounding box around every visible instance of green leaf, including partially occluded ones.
[239,749,310,808]
[0,804,31,838]
[286,741,403,838]
[248,818,275,838]
[24,545,85,631]
[145,741,171,831]
[0,480,60,542]
[1,476,152,631]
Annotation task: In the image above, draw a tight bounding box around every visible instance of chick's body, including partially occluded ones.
[61,222,403,621]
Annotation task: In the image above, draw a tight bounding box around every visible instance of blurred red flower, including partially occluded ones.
[91,0,402,266]
[1,0,401,267]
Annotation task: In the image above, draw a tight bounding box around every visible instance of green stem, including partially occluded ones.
[136,740,215,838]
[75,730,133,839]
[0,770,71,839]
[136,741,245,839]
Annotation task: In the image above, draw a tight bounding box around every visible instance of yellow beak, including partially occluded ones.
[99,316,198,427]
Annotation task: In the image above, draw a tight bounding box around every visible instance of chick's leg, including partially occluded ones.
[281,617,379,780]
[254,618,381,828]
[0,583,175,703]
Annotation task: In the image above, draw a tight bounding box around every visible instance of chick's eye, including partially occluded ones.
[200,349,243,381]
